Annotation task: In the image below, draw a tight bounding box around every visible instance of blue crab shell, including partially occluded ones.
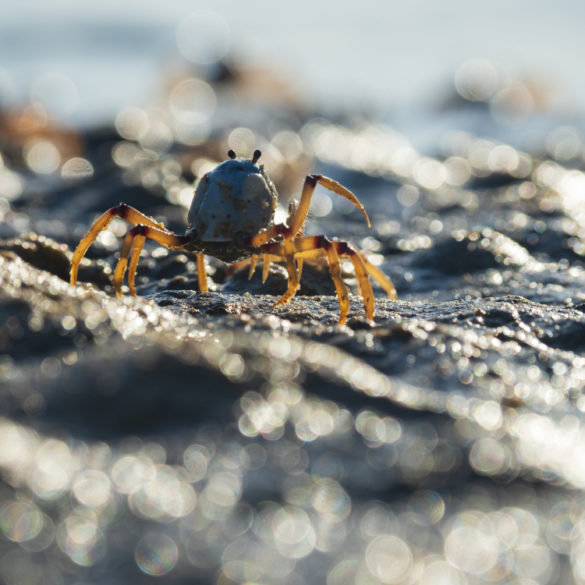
[187,157,278,243]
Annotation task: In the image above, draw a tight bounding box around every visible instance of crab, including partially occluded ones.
[70,149,397,324]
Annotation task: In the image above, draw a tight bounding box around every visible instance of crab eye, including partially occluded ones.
[228,149,236,159]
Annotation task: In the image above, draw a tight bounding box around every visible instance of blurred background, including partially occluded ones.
[1,0,584,128]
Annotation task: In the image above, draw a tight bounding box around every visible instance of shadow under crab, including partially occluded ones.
[70,149,397,324]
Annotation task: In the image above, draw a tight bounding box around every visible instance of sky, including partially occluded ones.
[1,0,583,124]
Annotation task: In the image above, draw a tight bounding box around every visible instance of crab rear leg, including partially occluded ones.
[262,235,351,324]
[261,236,396,323]
[333,243,375,318]
[124,232,146,296]
[291,236,351,323]
[311,236,349,323]
[111,224,193,295]
[70,203,210,294]
[295,242,396,306]
[70,203,167,286]
[360,256,397,299]
[225,254,272,283]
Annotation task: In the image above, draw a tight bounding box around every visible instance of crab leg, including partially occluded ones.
[250,174,370,247]
[195,253,208,291]
[272,239,301,308]
[225,253,276,283]
[260,235,397,323]
[261,235,351,324]
[110,224,192,295]
[126,233,146,296]
[247,255,259,279]
[70,203,170,286]
[113,229,142,296]
[291,236,350,324]
[360,256,397,299]
[294,242,376,321]
[317,237,349,324]
[262,256,272,283]
[300,242,396,310]
[294,243,396,302]
[70,203,212,295]
[332,243,375,318]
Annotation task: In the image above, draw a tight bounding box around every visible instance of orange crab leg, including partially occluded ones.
[250,174,370,247]
[260,235,397,322]
[262,256,272,283]
[331,243,375,318]
[126,233,146,296]
[361,257,397,299]
[272,240,300,308]
[247,255,259,279]
[70,203,171,286]
[320,239,349,324]
[291,236,350,323]
[261,235,351,324]
[110,223,192,295]
[290,246,376,321]
[296,243,396,302]
[69,203,212,296]
[225,253,277,283]
[196,253,208,292]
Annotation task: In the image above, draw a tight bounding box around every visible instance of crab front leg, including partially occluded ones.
[358,254,397,300]
[70,203,165,286]
[249,174,368,320]
[246,239,301,309]
[250,174,370,248]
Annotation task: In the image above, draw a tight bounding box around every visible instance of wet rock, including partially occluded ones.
[0,234,72,282]
[411,228,537,275]
[538,317,585,351]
